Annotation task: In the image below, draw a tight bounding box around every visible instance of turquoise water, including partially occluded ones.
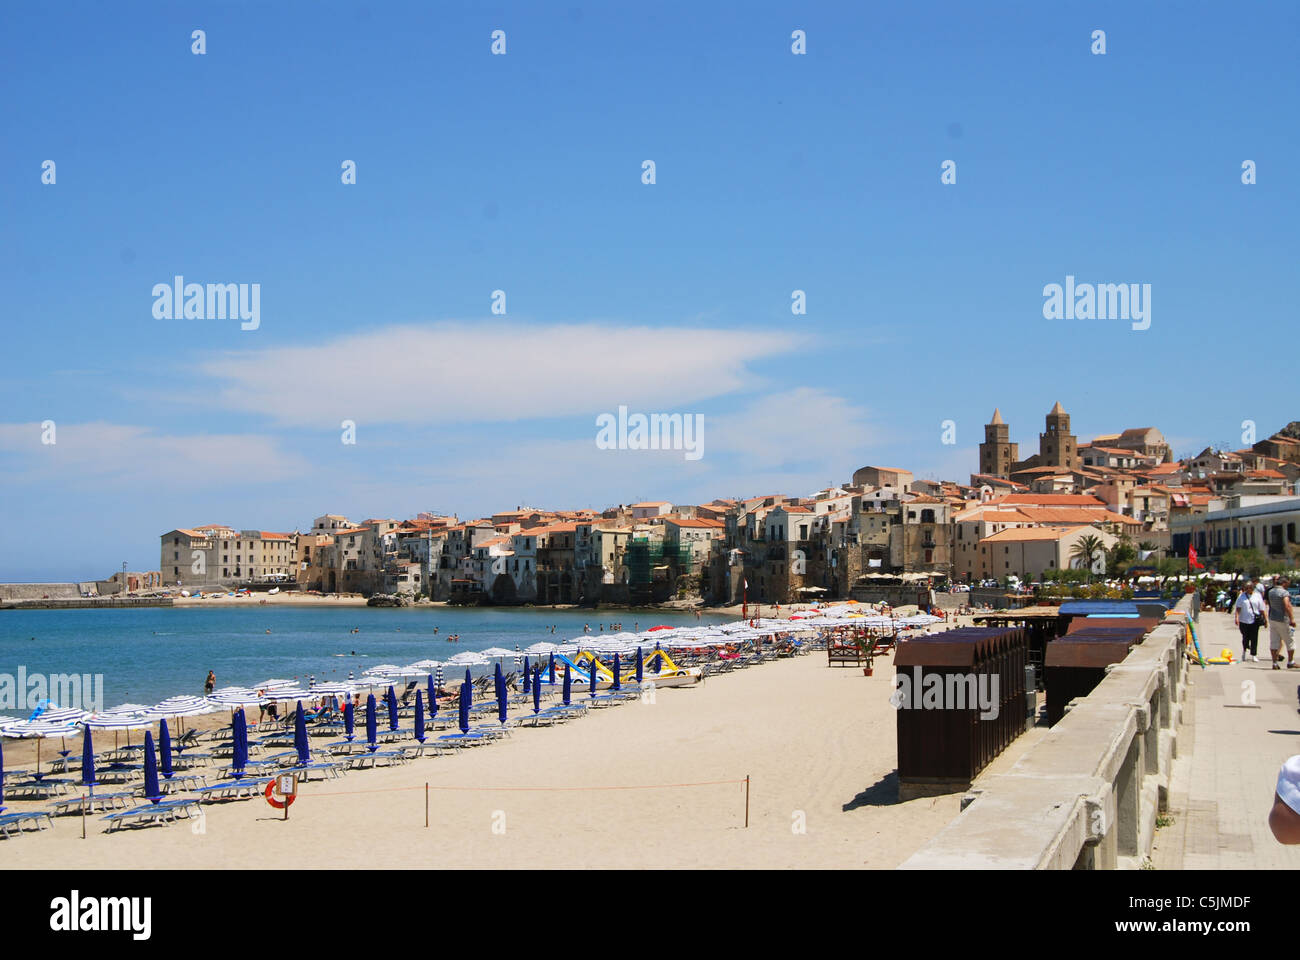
[0,606,729,707]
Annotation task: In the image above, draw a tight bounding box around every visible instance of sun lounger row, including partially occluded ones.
[103,798,203,832]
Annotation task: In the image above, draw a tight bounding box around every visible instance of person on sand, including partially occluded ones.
[204,670,215,695]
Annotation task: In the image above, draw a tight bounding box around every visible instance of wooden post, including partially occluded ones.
[745,775,750,828]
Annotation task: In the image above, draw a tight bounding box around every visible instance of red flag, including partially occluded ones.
[1188,545,1204,569]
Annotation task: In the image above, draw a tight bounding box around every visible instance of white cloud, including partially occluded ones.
[709,388,882,464]
[199,322,799,427]
[0,422,308,488]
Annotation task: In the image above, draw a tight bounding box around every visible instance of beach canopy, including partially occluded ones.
[146,695,217,719]
[263,687,312,702]
[480,647,515,659]
[386,686,399,731]
[448,651,489,666]
[83,712,153,730]
[231,709,249,777]
[524,642,556,655]
[159,719,174,779]
[494,664,507,725]
[309,682,355,697]
[294,701,310,765]
[142,731,162,804]
[209,690,267,708]
[81,725,97,791]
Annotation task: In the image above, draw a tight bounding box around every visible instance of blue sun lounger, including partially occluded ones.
[0,810,55,837]
[49,791,135,815]
[193,777,274,802]
[102,798,203,832]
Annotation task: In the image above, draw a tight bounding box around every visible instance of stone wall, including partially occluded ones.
[900,597,1191,869]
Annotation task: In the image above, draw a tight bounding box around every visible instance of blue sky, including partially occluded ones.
[2,1,1297,580]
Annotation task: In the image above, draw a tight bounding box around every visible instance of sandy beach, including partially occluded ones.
[0,638,1021,869]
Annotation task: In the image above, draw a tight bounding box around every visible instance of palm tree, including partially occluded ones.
[1071,534,1106,581]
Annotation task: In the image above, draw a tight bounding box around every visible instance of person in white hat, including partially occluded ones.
[1269,755,1300,844]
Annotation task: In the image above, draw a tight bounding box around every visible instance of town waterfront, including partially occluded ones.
[1,606,730,708]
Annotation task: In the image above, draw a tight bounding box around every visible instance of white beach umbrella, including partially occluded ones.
[254,678,296,690]
[33,707,90,724]
[408,659,441,671]
[447,651,489,665]
[524,642,557,655]
[262,688,313,702]
[2,718,82,775]
[308,682,356,697]
[478,647,516,659]
[363,664,402,675]
[148,695,219,718]
[207,690,268,708]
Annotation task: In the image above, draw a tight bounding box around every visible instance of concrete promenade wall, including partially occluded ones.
[900,596,1192,870]
[0,582,89,601]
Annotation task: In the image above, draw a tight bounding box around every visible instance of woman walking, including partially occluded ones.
[1234,580,1262,662]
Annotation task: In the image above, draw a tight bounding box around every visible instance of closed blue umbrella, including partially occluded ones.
[458,680,470,735]
[548,655,556,684]
[589,657,597,698]
[532,665,541,715]
[142,731,162,804]
[522,657,531,695]
[562,665,571,706]
[386,685,399,731]
[636,647,644,683]
[294,701,310,765]
[414,691,426,743]
[495,664,507,725]
[0,742,5,815]
[613,653,622,691]
[232,709,248,778]
[653,642,662,674]
[344,699,355,741]
[159,719,174,780]
[427,674,438,718]
[80,725,97,793]
[365,694,378,752]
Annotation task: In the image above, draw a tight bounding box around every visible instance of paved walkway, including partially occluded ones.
[1153,611,1300,869]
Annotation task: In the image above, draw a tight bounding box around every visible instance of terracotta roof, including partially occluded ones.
[983,526,1075,543]
[666,518,725,528]
[996,494,1106,507]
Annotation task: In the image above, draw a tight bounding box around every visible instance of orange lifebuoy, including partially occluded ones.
[265,777,296,809]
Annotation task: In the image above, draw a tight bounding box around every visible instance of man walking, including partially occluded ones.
[1266,577,1297,670]
[1234,579,1261,662]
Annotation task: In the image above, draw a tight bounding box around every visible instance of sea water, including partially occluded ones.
[0,605,727,707]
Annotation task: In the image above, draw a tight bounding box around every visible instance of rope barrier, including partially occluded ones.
[296,777,747,799]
